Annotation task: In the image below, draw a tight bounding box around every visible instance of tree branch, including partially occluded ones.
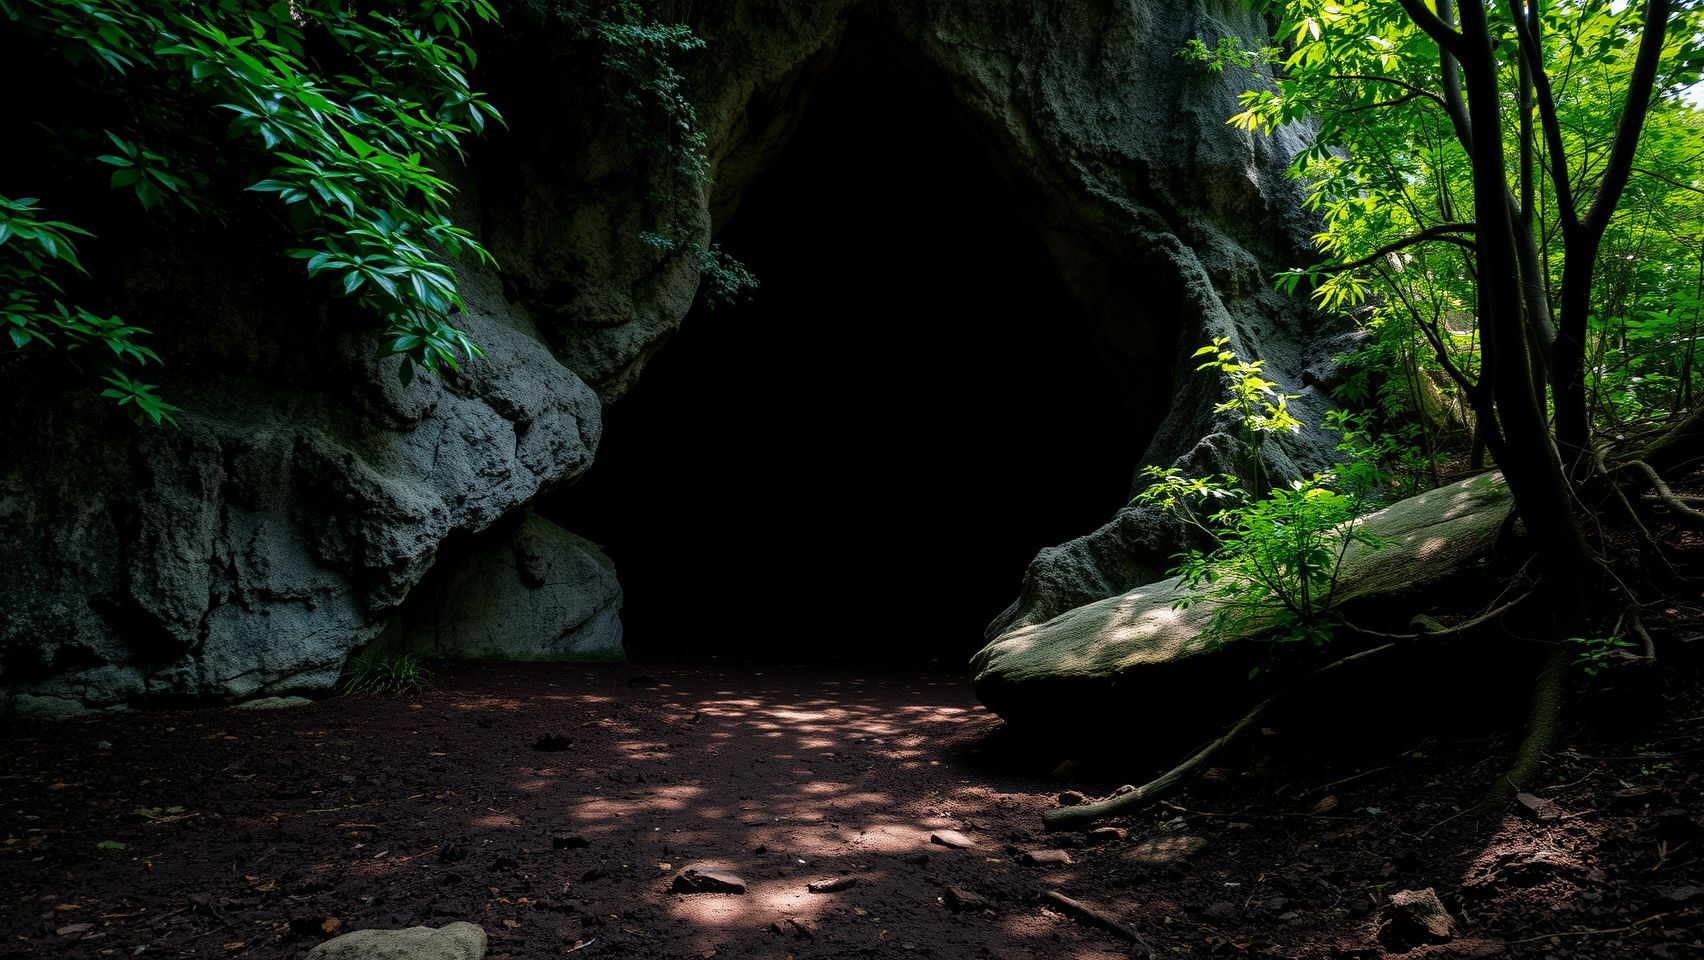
[1325,74,1451,109]
[1513,6,1579,230]
[1316,223,1477,274]
[1398,0,1468,57]
[1583,0,1672,233]
[1630,165,1704,197]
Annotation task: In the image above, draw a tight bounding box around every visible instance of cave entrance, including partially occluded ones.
[549,56,1152,664]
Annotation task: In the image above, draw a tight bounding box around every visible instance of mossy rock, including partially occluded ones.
[970,473,1512,738]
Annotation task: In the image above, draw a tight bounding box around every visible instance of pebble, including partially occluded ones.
[1084,827,1127,845]
[670,864,747,894]
[929,830,978,850]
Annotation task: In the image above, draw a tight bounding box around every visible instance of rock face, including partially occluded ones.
[971,473,1514,735]
[307,922,487,960]
[2,0,1329,706]
[376,511,623,662]
[0,259,604,712]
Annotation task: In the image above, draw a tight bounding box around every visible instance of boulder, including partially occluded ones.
[971,473,1512,735]
[307,922,486,960]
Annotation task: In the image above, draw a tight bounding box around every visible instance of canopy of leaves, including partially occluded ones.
[1202,0,1704,468]
[1,0,504,422]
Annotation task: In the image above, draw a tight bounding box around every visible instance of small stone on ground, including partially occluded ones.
[930,829,978,850]
[306,922,487,960]
[1379,887,1455,949]
[671,864,747,894]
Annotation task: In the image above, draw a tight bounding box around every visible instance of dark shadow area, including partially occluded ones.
[549,58,1148,663]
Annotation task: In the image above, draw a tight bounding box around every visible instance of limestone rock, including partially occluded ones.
[971,473,1513,735]
[0,261,602,708]
[307,922,487,960]
[377,512,623,662]
[232,696,314,711]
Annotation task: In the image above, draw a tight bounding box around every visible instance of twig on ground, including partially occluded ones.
[1306,765,1394,797]
[1501,912,1670,945]
[1039,890,1156,955]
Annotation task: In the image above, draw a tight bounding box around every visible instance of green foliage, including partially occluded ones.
[4,0,503,416]
[1194,336,1303,495]
[1138,345,1386,652]
[0,194,178,424]
[1228,0,1704,452]
[341,652,431,695]
[1176,35,1282,74]
[1196,337,1304,438]
[1566,635,1639,678]
[538,0,755,301]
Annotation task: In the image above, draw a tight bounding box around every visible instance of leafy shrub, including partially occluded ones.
[1136,343,1385,650]
[1567,635,1639,678]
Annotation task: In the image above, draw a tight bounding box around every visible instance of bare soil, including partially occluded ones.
[3,660,1701,959]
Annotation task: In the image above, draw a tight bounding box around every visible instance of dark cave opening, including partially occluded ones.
[549,61,1154,664]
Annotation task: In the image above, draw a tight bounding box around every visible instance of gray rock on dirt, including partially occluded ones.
[1380,888,1456,946]
[671,864,747,894]
[307,922,487,960]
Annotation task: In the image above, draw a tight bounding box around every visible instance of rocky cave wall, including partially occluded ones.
[0,0,1337,712]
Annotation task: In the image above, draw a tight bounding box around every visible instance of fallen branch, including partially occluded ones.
[1039,890,1155,955]
[1042,644,1395,831]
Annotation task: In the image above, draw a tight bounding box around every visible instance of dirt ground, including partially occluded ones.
[3,660,1701,959]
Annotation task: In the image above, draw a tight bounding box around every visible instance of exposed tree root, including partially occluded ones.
[1638,405,1704,478]
[1488,643,1567,803]
[1341,588,1534,640]
[1042,644,1395,832]
[1625,459,1704,527]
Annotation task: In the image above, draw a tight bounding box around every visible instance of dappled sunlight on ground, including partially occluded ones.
[6,656,1700,958]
